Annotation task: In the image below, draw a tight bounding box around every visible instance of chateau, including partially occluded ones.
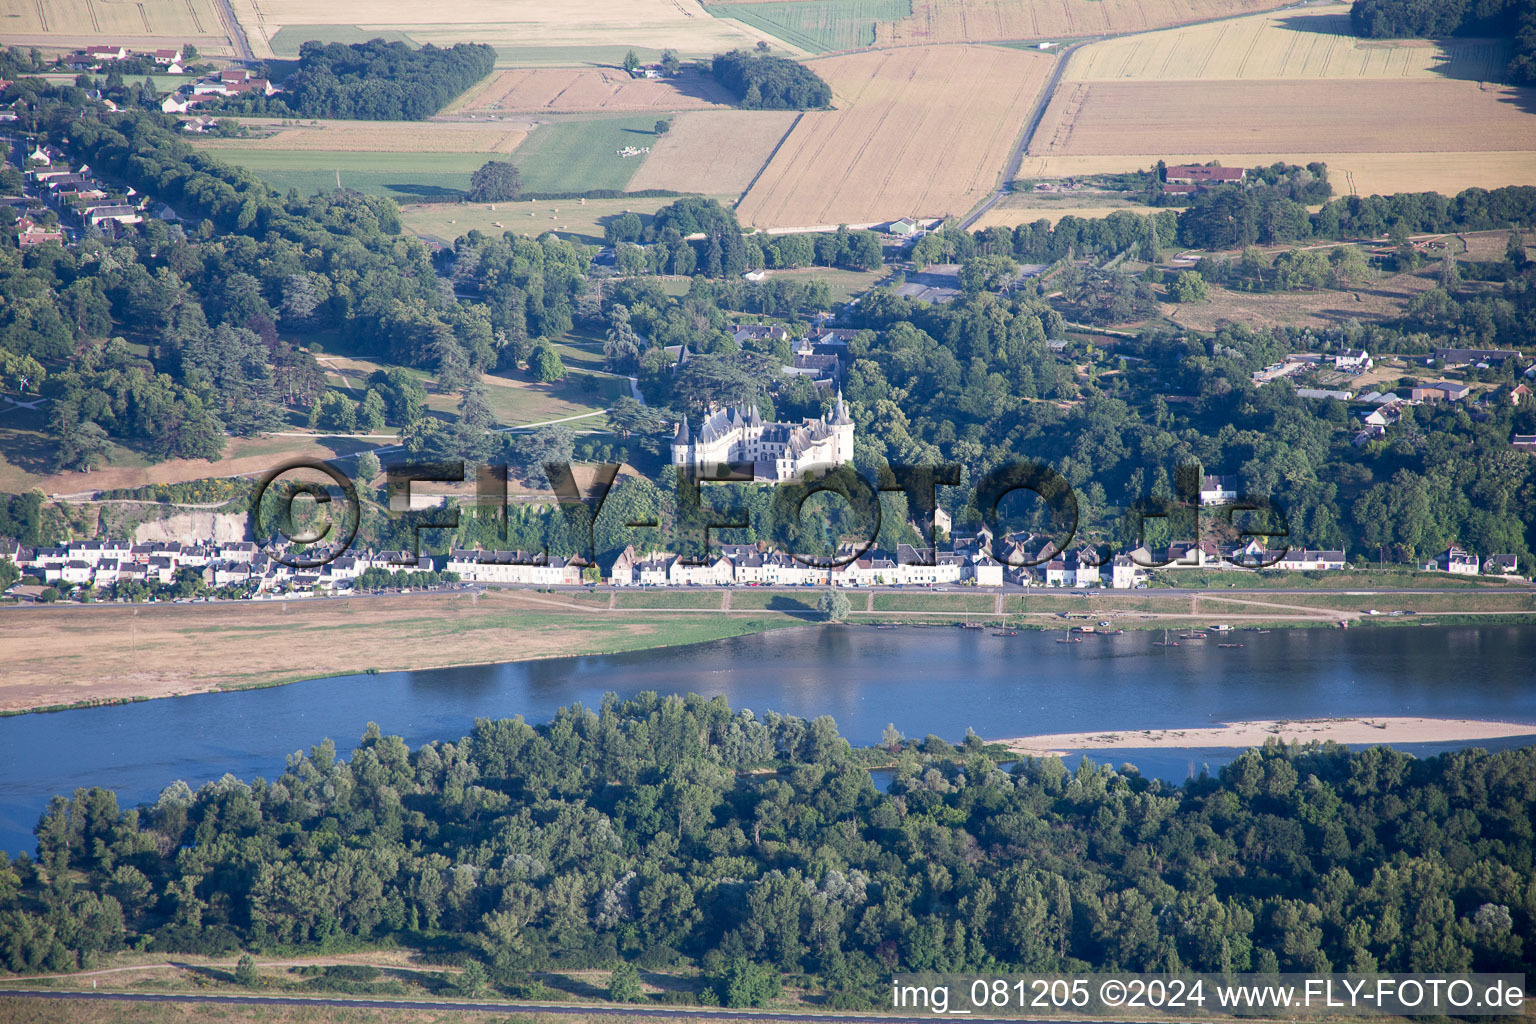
[671,393,854,482]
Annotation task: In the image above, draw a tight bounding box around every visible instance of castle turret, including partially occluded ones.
[671,417,690,466]
[831,389,854,464]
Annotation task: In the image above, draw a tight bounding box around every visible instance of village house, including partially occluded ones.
[1435,546,1481,574]
[1484,553,1521,578]
[1334,349,1372,372]
[16,217,63,247]
[84,45,128,61]
[1271,548,1348,572]
[1199,473,1238,505]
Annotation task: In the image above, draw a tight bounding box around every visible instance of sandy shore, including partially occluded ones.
[996,717,1536,757]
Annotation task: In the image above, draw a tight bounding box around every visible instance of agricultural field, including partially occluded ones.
[399,194,734,246]
[186,148,489,202]
[0,0,234,54]
[1065,3,1512,81]
[227,0,771,63]
[1028,80,1536,158]
[454,68,734,114]
[1017,152,1536,197]
[629,109,800,196]
[737,44,1055,229]
[704,0,912,53]
[511,115,672,193]
[872,0,1289,46]
[195,118,532,153]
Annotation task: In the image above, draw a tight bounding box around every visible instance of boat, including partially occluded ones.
[1178,631,1208,640]
[1055,628,1083,644]
[1097,628,1124,636]
[1217,642,1244,649]
[875,624,898,630]
[993,629,1019,637]
[960,622,984,630]
[1152,628,1180,648]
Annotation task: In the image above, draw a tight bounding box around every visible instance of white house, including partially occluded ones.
[1199,474,1238,506]
[1334,349,1372,372]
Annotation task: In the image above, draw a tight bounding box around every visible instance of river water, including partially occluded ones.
[4,623,1535,854]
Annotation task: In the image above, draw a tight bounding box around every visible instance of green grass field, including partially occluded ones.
[708,0,911,53]
[400,194,735,247]
[199,148,487,202]
[871,592,996,613]
[614,591,726,609]
[513,116,667,194]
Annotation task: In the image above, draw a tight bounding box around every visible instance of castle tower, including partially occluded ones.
[671,416,691,467]
[831,389,854,464]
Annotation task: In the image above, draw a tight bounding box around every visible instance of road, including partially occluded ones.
[212,0,256,61]
[958,40,1085,231]
[0,989,1116,1023]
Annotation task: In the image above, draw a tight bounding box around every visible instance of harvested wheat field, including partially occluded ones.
[874,0,1287,46]
[458,68,735,113]
[1019,152,1536,196]
[629,110,800,195]
[228,0,765,61]
[196,119,532,154]
[0,0,233,52]
[1066,3,1511,81]
[1030,80,1536,157]
[738,44,1053,229]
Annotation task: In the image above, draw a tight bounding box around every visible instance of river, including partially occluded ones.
[5,623,1535,854]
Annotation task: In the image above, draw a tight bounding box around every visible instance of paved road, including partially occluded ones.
[958,40,1085,231]
[212,0,256,61]
[0,989,1118,1023]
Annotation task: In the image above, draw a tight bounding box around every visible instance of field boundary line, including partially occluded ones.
[734,111,803,206]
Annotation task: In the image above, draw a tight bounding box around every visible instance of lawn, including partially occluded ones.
[513,116,668,193]
[400,194,735,247]
[614,591,726,609]
[727,589,822,611]
[197,149,487,202]
[871,592,996,613]
[707,0,912,53]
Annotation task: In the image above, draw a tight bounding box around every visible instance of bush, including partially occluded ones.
[469,160,523,203]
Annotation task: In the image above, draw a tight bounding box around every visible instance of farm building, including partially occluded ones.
[1164,165,1245,186]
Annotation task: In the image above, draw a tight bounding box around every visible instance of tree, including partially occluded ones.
[0,558,20,594]
[1170,270,1209,303]
[356,450,382,486]
[608,961,644,1002]
[234,953,258,987]
[606,397,663,439]
[529,342,566,382]
[816,589,851,622]
[358,389,388,431]
[659,49,680,76]
[469,161,523,203]
[959,254,1020,293]
[57,420,113,472]
[604,304,642,372]
[623,49,641,73]
[654,118,672,136]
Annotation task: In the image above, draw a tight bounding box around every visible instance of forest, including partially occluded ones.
[200,40,498,120]
[1351,0,1536,81]
[710,50,833,109]
[0,695,1530,1004]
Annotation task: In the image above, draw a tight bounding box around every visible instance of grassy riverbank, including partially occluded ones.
[4,584,1535,714]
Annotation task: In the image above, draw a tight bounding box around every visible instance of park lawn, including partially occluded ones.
[750,265,882,304]
[512,116,667,193]
[466,371,624,429]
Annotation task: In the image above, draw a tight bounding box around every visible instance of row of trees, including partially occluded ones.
[710,50,832,109]
[210,40,498,120]
[1,695,1531,999]
[1351,0,1536,82]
